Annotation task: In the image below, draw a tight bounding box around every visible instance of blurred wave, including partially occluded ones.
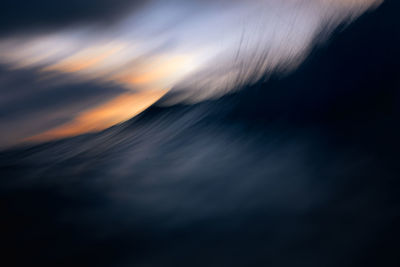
[0,0,382,101]
[0,1,399,265]
[0,0,384,145]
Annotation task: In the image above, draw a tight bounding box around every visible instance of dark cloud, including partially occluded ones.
[0,0,148,36]
[0,64,129,147]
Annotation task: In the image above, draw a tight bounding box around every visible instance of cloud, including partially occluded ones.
[0,64,129,147]
[0,0,384,147]
[0,0,147,36]
[25,90,166,143]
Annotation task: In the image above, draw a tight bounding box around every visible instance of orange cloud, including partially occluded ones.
[43,45,123,73]
[111,54,197,90]
[20,47,196,144]
[24,89,166,143]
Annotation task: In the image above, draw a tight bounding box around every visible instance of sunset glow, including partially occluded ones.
[24,89,167,143]
[0,0,383,146]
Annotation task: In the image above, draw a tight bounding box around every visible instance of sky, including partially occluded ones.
[0,0,383,148]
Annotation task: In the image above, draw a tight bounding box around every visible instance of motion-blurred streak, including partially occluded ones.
[0,0,383,145]
[0,0,383,99]
[0,1,399,266]
[23,89,167,143]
